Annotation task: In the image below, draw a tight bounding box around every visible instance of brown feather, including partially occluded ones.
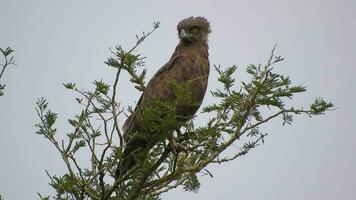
[117,17,211,177]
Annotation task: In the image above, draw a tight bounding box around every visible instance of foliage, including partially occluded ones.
[0,47,15,96]
[0,47,15,199]
[35,22,333,199]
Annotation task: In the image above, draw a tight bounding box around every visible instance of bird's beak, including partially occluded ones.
[180,29,189,38]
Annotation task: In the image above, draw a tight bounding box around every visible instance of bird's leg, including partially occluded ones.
[167,132,178,154]
[172,152,179,172]
[168,132,180,173]
[167,131,188,154]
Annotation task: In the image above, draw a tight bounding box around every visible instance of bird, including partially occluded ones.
[117,16,211,177]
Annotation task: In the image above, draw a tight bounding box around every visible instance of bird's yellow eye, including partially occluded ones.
[191,27,198,33]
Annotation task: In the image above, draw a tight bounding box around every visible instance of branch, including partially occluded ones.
[0,47,15,96]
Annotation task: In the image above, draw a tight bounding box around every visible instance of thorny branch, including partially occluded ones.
[0,47,15,96]
[35,22,332,200]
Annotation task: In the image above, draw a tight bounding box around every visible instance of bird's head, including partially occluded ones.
[177,16,211,44]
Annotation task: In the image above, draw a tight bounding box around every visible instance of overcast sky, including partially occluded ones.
[0,0,355,199]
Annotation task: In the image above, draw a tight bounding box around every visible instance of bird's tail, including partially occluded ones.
[116,149,137,177]
[116,139,149,178]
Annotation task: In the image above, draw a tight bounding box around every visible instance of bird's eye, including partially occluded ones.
[191,27,198,33]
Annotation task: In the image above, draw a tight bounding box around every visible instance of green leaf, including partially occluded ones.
[123,53,138,68]
[282,112,293,125]
[153,21,161,28]
[68,119,78,127]
[94,80,110,95]
[210,89,227,98]
[202,104,222,113]
[0,47,14,56]
[75,98,82,104]
[45,110,58,127]
[183,173,200,193]
[242,141,258,151]
[289,85,306,93]
[66,132,80,139]
[247,128,260,137]
[310,98,333,115]
[105,57,120,68]
[63,82,76,90]
[0,84,5,96]
[215,65,237,89]
[72,140,86,153]
[36,97,48,110]
[37,193,50,200]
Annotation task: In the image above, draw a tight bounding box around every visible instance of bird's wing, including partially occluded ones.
[122,54,196,139]
[122,94,143,141]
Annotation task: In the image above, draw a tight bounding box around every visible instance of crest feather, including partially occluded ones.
[177,16,211,33]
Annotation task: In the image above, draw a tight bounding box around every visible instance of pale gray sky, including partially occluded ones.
[0,0,355,199]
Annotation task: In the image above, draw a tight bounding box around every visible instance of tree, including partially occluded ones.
[0,46,15,199]
[35,22,333,200]
[0,47,15,96]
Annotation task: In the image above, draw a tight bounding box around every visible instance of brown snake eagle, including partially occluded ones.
[117,16,211,177]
